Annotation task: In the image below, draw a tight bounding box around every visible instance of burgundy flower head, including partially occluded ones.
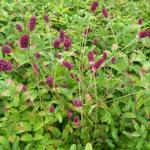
[88,51,94,65]
[28,16,36,31]
[0,59,13,72]
[138,18,143,25]
[62,60,73,70]
[63,35,72,50]
[34,52,41,59]
[54,38,61,48]
[20,34,30,49]
[76,77,80,82]
[46,76,54,86]
[102,8,108,18]
[49,104,55,113]
[91,1,99,12]
[67,110,73,119]
[70,72,75,79]
[92,38,98,45]
[44,15,49,23]
[111,56,116,64]
[16,24,23,32]
[73,116,79,123]
[59,29,65,42]
[2,45,11,54]
[92,51,108,72]
[138,29,150,38]
[73,99,82,107]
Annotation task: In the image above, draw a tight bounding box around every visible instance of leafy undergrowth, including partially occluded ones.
[0,0,150,150]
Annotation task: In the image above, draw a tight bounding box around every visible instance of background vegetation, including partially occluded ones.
[0,0,150,149]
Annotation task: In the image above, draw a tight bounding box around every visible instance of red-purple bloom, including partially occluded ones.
[67,110,73,119]
[16,24,23,32]
[102,8,108,18]
[20,34,30,49]
[138,29,150,38]
[138,18,143,25]
[73,99,82,107]
[49,104,55,113]
[92,38,98,45]
[28,16,36,31]
[92,52,108,72]
[70,72,75,79]
[33,64,39,76]
[44,15,49,23]
[62,60,73,70]
[63,35,72,50]
[59,29,65,42]
[111,56,116,64]
[76,77,80,82]
[46,76,54,86]
[88,51,94,65]
[0,59,13,72]
[34,52,41,59]
[73,116,79,123]
[2,45,11,54]
[54,38,61,48]
[91,1,99,12]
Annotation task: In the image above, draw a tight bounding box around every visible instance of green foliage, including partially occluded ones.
[0,0,150,150]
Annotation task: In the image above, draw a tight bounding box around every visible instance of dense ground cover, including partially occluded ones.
[0,0,150,149]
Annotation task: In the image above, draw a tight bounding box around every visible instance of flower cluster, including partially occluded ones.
[138,18,143,25]
[70,72,80,82]
[2,45,11,54]
[20,34,30,49]
[44,15,49,23]
[67,110,80,128]
[54,30,72,50]
[62,60,74,70]
[46,76,54,86]
[28,16,36,31]
[102,8,108,18]
[0,59,13,72]
[72,99,82,107]
[88,51,108,73]
[91,1,99,12]
[16,24,23,32]
[138,28,150,38]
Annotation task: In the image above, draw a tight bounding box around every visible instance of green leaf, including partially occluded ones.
[122,112,136,118]
[0,136,10,149]
[20,134,33,141]
[111,128,119,142]
[13,94,20,107]
[15,122,32,134]
[33,121,44,131]
[55,112,63,123]
[84,143,93,150]
[70,144,76,150]
[48,126,61,138]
